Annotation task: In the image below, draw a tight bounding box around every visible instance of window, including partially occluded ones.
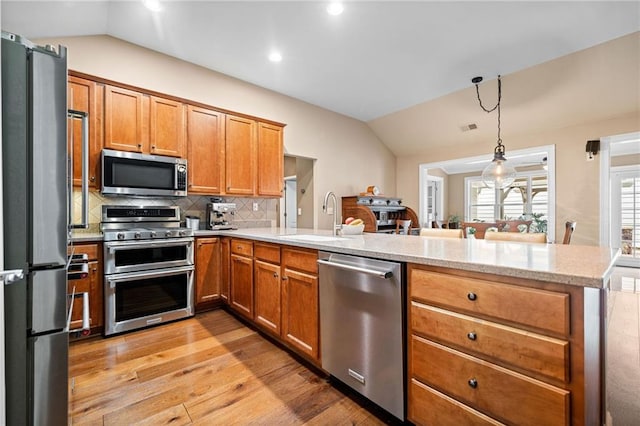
[466,172,548,223]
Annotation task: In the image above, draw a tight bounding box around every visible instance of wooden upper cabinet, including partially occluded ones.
[149,95,185,157]
[225,114,256,195]
[68,75,103,188]
[187,106,225,194]
[257,122,284,197]
[104,85,146,153]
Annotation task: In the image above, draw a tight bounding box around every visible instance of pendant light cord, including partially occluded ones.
[474,75,504,155]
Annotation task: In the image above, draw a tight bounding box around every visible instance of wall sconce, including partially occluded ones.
[586,140,600,161]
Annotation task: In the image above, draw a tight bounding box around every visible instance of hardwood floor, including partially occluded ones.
[68,310,385,425]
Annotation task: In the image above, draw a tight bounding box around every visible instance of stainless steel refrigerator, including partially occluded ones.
[2,31,69,425]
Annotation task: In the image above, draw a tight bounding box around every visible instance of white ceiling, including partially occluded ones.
[2,1,639,122]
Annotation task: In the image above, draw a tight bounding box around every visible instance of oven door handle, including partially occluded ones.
[105,238,194,253]
[105,265,194,288]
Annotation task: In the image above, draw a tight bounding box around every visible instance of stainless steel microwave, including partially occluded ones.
[101,149,187,197]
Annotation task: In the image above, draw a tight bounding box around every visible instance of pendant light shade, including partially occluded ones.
[472,75,515,189]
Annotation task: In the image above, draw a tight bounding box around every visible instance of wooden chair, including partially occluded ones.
[496,220,532,233]
[563,221,577,244]
[395,220,412,235]
[419,228,464,238]
[461,222,498,239]
[485,232,547,243]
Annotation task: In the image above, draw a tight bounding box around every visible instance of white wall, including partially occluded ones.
[36,35,396,229]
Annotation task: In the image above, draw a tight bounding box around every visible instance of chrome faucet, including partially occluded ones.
[323,191,341,236]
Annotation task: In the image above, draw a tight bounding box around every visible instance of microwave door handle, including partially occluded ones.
[68,110,89,229]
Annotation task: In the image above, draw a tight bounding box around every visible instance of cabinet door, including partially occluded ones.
[150,95,185,157]
[282,268,319,361]
[68,75,103,188]
[187,106,225,194]
[220,237,230,303]
[104,85,146,153]
[195,238,221,311]
[254,260,281,335]
[257,122,283,196]
[225,115,256,195]
[230,254,254,319]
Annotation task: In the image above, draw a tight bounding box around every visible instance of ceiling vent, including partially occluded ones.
[460,123,478,132]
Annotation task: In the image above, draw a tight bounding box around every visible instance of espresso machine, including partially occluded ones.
[206,202,237,230]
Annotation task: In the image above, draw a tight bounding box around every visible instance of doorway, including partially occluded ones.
[423,175,443,228]
[279,155,315,229]
[600,131,640,267]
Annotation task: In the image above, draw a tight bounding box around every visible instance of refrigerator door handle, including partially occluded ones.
[0,269,24,285]
[68,109,89,229]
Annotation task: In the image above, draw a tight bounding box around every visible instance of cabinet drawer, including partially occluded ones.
[411,336,569,426]
[410,268,569,336]
[282,246,318,274]
[409,379,504,426]
[231,239,253,257]
[69,243,99,261]
[411,302,569,382]
[254,243,280,264]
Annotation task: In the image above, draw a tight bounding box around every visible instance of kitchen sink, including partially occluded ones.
[278,234,344,242]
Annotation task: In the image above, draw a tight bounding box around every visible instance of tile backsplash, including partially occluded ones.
[73,190,279,232]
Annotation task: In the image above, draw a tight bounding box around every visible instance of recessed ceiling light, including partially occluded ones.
[268,51,283,63]
[143,0,162,12]
[327,2,344,16]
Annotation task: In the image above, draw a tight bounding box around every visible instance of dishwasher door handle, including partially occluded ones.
[317,259,393,279]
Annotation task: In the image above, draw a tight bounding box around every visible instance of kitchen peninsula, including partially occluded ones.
[72,227,617,425]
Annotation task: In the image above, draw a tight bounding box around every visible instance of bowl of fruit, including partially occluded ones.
[341,217,365,235]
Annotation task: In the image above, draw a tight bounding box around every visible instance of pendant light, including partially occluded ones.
[472,75,516,189]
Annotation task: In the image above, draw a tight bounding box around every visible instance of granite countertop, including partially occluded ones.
[72,227,619,289]
[222,228,619,289]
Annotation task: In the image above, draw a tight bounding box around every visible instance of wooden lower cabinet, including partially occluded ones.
[230,239,254,319]
[67,242,103,336]
[281,247,319,362]
[254,243,282,336]
[408,264,603,426]
[220,237,231,303]
[195,237,221,311]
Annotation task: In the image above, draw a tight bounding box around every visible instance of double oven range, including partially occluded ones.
[101,205,194,335]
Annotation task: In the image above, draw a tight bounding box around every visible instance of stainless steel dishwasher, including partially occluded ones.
[318,251,405,420]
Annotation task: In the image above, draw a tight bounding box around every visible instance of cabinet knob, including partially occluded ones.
[151,145,156,150]
[467,332,477,341]
[137,143,142,148]
[467,292,477,301]
[273,273,278,278]
[282,276,288,281]
[468,378,478,389]
[90,176,96,182]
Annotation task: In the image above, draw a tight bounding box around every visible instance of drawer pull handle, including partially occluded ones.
[467,292,477,301]
[468,378,478,389]
[467,332,477,341]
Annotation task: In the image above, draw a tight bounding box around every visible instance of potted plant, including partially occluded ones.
[448,214,460,229]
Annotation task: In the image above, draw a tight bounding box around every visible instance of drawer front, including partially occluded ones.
[231,239,254,257]
[411,336,569,426]
[411,302,569,382]
[409,379,505,426]
[254,243,280,264]
[69,243,99,261]
[410,268,569,336]
[282,246,318,274]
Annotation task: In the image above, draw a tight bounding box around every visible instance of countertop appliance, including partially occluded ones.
[342,195,419,234]
[318,251,405,420]
[101,148,188,197]
[2,31,70,425]
[100,205,194,335]
[205,202,237,230]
